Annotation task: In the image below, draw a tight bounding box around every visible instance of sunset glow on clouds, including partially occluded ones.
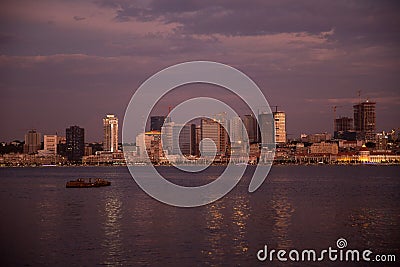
[0,0,399,141]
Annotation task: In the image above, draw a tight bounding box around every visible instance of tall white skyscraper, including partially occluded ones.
[103,114,118,152]
[229,116,244,143]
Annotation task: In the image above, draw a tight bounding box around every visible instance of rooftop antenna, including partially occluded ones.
[357,90,361,104]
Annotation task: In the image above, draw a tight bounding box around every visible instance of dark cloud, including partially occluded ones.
[73,16,86,21]
[110,0,400,43]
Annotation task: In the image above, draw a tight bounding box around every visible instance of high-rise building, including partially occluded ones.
[56,136,67,156]
[66,126,85,162]
[103,114,118,152]
[161,121,174,154]
[201,118,228,156]
[334,116,355,140]
[163,122,196,156]
[375,132,388,151]
[172,124,192,155]
[229,116,244,143]
[335,117,353,132]
[144,131,163,162]
[243,114,257,143]
[150,116,166,131]
[136,133,146,158]
[195,125,201,156]
[353,101,376,142]
[23,130,41,154]
[229,117,246,157]
[273,111,286,143]
[44,135,57,155]
[258,113,275,148]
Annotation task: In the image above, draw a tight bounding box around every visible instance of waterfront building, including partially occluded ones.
[353,100,376,142]
[258,113,275,148]
[150,116,166,131]
[229,116,244,143]
[334,116,356,140]
[44,135,57,155]
[145,131,164,162]
[229,116,246,160]
[136,133,147,158]
[273,111,286,143]
[201,118,228,156]
[243,114,258,143]
[375,132,388,151]
[66,126,85,162]
[171,124,196,156]
[23,130,41,154]
[301,133,332,143]
[195,125,201,156]
[310,142,338,154]
[161,121,174,154]
[103,114,118,152]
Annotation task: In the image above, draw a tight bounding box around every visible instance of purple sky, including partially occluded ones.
[0,0,399,142]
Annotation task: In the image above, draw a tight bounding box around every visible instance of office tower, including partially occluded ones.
[145,131,163,162]
[243,114,257,143]
[195,125,201,156]
[103,114,118,152]
[136,133,146,158]
[172,124,190,155]
[273,111,286,143]
[214,112,227,128]
[44,135,57,155]
[150,116,166,131]
[56,136,67,156]
[335,117,353,132]
[66,126,85,162]
[353,101,376,142]
[375,132,388,151]
[190,124,196,156]
[334,117,356,140]
[23,130,41,154]
[229,116,244,143]
[201,118,228,156]
[161,121,174,154]
[258,113,275,148]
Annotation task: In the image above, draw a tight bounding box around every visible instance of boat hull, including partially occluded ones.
[66,179,111,188]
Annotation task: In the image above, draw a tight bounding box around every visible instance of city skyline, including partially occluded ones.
[2,99,398,145]
[0,1,399,142]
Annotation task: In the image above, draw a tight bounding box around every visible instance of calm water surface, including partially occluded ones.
[0,165,399,266]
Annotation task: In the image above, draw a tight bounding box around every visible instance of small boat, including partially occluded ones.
[66,178,111,188]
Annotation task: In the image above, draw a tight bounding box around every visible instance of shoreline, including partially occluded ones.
[1,162,399,168]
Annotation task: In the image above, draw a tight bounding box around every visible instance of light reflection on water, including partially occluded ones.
[231,195,250,255]
[271,187,294,249]
[0,165,399,266]
[202,201,226,264]
[100,191,124,266]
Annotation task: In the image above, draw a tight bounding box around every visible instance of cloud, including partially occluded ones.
[73,16,86,21]
[0,0,399,141]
